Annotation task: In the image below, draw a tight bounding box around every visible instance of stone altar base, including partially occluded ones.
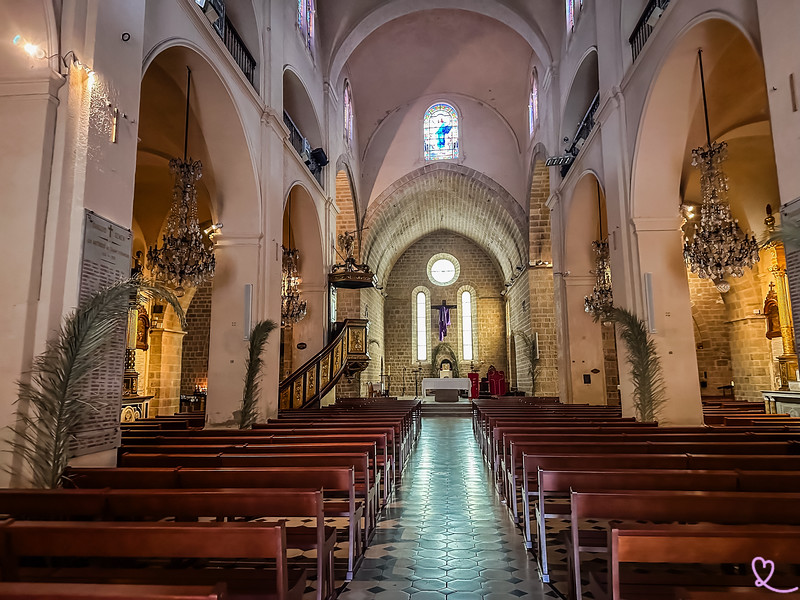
[433,389,459,402]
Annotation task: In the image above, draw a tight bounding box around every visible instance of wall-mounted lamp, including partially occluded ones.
[203,222,224,240]
[12,35,45,59]
[13,36,94,77]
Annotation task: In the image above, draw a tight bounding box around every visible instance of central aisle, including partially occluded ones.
[338,416,554,600]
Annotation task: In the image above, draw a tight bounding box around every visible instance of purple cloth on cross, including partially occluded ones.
[438,305,450,341]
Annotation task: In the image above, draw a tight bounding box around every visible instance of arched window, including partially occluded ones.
[423,102,459,161]
[415,291,428,361]
[529,69,539,135]
[566,0,583,34]
[297,0,314,52]
[461,290,474,361]
[566,0,575,33]
[306,0,315,51]
[343,80,354,145]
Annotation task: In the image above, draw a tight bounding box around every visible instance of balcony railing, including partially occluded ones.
[221,17,256,86]
[629,0,671,62]
[561,92,600,177]
[283,111,324,186]
[202,0,257,88]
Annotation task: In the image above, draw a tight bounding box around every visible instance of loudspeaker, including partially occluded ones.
[310,147,328,167]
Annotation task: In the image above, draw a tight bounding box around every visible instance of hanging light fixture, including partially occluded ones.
[281,246,307,326]
[584,184,613,320]
[683,49,759,293]
[147,67,215,296]
[281,199,307,327]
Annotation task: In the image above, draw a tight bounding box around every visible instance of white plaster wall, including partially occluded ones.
[757,0,800,206]
[364,96,527,208]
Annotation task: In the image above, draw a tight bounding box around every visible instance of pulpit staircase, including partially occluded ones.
[279,319,370,410]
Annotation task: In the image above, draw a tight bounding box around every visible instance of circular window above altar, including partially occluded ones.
[427,254,460,286]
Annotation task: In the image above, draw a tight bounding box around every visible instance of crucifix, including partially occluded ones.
[431,300,457,341]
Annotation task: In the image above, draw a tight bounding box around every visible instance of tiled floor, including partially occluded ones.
[336,416,557,600]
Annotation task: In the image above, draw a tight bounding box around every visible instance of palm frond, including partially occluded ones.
[10,277,184,488]
[517,332,541,396]
[240,319,277,429]
[762,222,800,253]
[608,307,666,423]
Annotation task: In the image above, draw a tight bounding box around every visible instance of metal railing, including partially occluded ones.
[629,0,671,62]
[561,92,600,177]
[279,319,370,410]
[283,111,323,185]
[202,0,257,88]
[221,16,256,86]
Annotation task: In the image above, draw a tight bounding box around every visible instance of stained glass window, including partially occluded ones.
[566,0,575,33]
[343,81,353,145]
[416,291,428,361]
[297,0,314,53]
[461,291,473,361]
[306,0,315,51]
[424,103,459,161]
[529,70,539,135]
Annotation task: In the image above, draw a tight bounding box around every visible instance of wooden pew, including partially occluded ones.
[511,447,800,525]
[117,452,376,547]
[603,524,800,600]
[120,432,395,506]
[568,491,800,600]
[0,488,335,600]
[64,466,364,580]
[0,520,306,600]
[530,469,740,582]
[0,582,226,600]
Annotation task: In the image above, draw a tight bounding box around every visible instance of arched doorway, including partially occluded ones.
[632,17,789,420]
[280,184,326,382]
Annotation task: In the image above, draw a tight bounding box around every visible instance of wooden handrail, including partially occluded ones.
[279,319,369,410]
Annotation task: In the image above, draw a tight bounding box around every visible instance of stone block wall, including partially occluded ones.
[506,271,531,393]
[146,304,186,416]
[180,280,212,396]
[384,232,506,394]
[504,160,560,397]
[724,265,773,402]
[687,272,733,396]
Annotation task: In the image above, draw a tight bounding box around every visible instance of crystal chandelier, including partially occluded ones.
[584,238,613,320]
[682,50,759,293]
[147,67,215,296]
[281,246,307,326]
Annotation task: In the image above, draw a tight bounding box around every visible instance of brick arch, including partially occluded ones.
[362,163,527,283]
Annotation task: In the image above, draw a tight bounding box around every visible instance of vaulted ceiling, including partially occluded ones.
[362,164,528,284]
[318,2,555,283]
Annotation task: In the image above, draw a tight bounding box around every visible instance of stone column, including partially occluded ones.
[632,218,703,425]
[757,1,800,347]
[206,235,263,427]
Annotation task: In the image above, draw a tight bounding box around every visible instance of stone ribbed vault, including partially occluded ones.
[362,164,527,284]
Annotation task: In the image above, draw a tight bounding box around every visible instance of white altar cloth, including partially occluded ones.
[422,377,471,397]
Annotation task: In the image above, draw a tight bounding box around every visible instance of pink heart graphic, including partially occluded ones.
[753,557,776,586]
[752,556,799,594]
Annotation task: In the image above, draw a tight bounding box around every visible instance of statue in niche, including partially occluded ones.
[439,359,453,378]
[764,282,781,340]
[136,305,150,350]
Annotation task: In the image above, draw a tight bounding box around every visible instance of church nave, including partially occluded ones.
[337,415,551,600]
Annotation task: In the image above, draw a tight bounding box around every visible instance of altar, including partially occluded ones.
[422,377,471,398]
[761,389,800,416]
